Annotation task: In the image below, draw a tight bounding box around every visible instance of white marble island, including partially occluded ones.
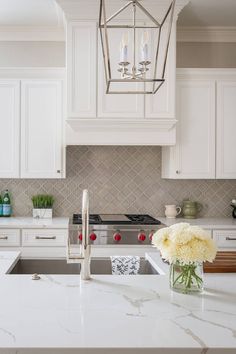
[0,253,235,354]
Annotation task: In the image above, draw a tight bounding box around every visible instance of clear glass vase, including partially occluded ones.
[170,261,204,294]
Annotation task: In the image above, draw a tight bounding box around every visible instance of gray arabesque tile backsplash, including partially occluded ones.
[1,146,236,218]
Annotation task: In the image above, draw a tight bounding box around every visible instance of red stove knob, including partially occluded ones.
[90,232,97,241]
[113,232,122,242]
[78,232,83,241]
[138,232,146,242]
[149,231,154,241]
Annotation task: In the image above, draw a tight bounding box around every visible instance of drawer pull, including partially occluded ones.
[226,237,236,241]
[35,236,56,240]
[0,236,8,240]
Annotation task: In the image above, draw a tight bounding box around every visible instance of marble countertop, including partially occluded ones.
[0,251,235,353]
[0,217,69,229]
[158,217,236,229]
[0,251,20,274]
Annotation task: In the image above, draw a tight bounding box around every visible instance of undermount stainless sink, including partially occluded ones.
[9,258,158,275]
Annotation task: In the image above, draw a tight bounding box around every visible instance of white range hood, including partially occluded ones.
[56,0,189,146]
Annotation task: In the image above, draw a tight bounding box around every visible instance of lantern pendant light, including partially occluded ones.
[99,0,176,94]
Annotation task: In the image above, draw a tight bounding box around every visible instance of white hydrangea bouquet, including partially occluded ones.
[152,223,217,293]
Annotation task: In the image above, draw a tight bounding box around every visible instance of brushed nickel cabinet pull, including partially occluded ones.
[0,236,8,240]
[35,236,56,240]
[226,237,236,241]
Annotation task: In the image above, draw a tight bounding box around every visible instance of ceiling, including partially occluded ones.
[178,0,236,27]
[0,0,64,27]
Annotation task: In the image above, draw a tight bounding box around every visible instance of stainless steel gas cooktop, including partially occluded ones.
[71,214,163,245]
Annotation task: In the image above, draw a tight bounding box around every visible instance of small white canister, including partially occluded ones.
[165,205,182,219]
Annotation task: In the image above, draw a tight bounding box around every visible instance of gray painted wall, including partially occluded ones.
[0,41,65,67]
[177,42,236,68]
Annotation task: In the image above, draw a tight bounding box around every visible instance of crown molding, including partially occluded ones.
[177,26,236,43]
[56,0,189,21]
[0,26,65,42]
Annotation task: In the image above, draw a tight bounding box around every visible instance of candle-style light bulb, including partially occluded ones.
[141,30,149,62]
[120,32,129,63]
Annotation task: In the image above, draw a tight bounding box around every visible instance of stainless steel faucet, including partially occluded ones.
[67,189,91,280]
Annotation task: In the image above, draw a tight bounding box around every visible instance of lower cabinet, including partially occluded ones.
[0,229,20,247]
[0,228,68,259]
[22,229,67,247]
[213,230,236,251]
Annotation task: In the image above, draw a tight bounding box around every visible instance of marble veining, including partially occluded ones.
[0,252,235,353]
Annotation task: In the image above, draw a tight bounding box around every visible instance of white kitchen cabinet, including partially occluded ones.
[216,81,236,179]
[21,80,63,178]
[67,21,97,118]
[97,26,144,119]
[213,230,236,251]
[145,28,176,119]
[0,229,20,247]
[162,78,216,179]
[0,80,20,178]
[22,229,67,247]
[162,69,236,179]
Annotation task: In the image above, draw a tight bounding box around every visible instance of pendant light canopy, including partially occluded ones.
[99,0,176,94]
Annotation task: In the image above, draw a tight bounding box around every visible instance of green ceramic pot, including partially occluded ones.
[182,200,202,219]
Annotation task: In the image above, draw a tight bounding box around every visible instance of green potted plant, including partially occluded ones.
[32,194,54,219]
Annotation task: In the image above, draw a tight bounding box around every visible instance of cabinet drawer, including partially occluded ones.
[213,230,236,249]
[22,229,67,247]
[0,229,20,246]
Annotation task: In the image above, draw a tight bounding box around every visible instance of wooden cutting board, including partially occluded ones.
[204,252,236,273]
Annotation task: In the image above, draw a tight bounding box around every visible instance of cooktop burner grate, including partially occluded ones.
[72,214,161,225]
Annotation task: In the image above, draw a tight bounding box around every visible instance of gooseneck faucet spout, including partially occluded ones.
[67,189,91,281]
[81,189,91,280]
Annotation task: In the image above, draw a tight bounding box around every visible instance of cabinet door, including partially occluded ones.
[217,81,236,178]
[0,81,20,178]
[98,28,144,118]
[21,80,63,179]
[163,80,216,179]
[67,21,97,118]
[145,27,176,119]
[175,80,216,178]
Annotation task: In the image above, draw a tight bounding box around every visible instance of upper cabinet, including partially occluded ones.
[162,69,236,180]
[0,69,65,179]
[145,28,176,120]
[162,78,215,179]
[67,22,97,118]
[21,80,64,179]
[97,26,145,119]
[217,81,236,179]
[0,81,20,178]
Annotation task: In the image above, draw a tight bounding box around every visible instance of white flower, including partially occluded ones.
[152,223,217,264]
